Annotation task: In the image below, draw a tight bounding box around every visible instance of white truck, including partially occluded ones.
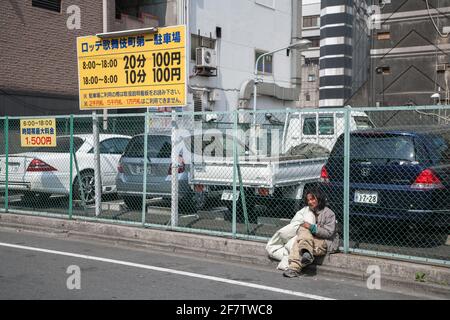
[189,109,374,223]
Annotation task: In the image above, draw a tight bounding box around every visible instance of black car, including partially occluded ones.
[320,126,450,230]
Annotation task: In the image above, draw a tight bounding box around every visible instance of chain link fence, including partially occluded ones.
[0,105,449,266]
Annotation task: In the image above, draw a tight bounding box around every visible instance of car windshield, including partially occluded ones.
[350,135,415,162]
[28,137,84,153]
[123,135,171,158]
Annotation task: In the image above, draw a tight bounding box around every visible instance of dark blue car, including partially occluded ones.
[320,126,450,230]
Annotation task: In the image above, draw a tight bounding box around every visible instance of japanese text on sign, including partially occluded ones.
[77,25,186,110]
[20,118,56,147]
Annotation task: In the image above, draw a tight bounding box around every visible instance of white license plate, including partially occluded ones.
[135,165,151,175]
[221,190,239,201]
[354,191,378,204]
[8,163,20,173]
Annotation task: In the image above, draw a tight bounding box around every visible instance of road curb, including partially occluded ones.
[0,212,449,298]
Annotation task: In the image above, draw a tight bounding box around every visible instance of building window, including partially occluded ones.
[305,37,320,48]
[377,32,391,40]
[32,0,61,12]
[305,94,311,102]
[308,74,316,82]
[255,51,273,74]
[303,15,320,28]
[305,58,319,65]
[191,34,216,61]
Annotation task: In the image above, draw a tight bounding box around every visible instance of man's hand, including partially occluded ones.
[302,222,311,229]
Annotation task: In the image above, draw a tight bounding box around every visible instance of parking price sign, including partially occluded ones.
[76,25,186,110]
[20,118,57,147]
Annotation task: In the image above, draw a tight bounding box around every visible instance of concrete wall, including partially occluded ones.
[299,63,320,108]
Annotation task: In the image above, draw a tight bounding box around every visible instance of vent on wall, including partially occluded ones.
[32,0,61,12]
[436,64,447,72]
[193,91,204,120]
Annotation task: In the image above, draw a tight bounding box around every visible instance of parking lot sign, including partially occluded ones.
[77,25,186,110]
[20,118,57,147]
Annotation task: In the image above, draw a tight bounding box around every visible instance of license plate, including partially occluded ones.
[8,163,20,173]
[354,191,378,204]
[135,165,151,175]
[221,190,238,201]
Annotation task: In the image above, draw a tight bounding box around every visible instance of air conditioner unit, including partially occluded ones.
[436,64,447,72]
[196,47,217,69]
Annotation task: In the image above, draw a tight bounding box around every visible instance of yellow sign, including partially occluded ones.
[77,25,187,110]
[20,118,57,147]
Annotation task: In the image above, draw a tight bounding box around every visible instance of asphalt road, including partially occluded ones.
[0,228,439,301]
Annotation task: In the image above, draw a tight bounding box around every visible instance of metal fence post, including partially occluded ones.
[343,106,351,253]
[4,116,8,212]
[232,110,238,238]
[93,112,102,217]
[68,115,74,219]
[142,111,149,226]
[171,110,179,227]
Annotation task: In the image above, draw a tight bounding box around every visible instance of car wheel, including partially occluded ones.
[123,196,143,210]
[73,171,95,205]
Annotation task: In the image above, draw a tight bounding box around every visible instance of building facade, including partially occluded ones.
[299,0,320,107]
[350,0,450,107]
[0,1,103,116]
[319,0,372,108]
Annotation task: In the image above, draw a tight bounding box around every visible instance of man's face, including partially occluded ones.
[307,194,318,211]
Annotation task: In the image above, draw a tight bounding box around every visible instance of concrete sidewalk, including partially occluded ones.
[0,212,449,298]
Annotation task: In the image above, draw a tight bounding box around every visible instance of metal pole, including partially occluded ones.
[93,112,102,216]
[253,53,266,126]
[171,110,179,227]
[68,115,74,219]
[102,0,108,131]
[252,43,310,125]
[4,116,8,212]
[142,111,149,225]
[232,110,238,237]
[343,106,351,253]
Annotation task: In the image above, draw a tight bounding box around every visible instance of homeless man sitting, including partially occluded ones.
[265,188,339,278]
[283,189,339,277]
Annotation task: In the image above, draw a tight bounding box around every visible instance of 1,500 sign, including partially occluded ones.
[77,25,186,110]
[20,118,57,148]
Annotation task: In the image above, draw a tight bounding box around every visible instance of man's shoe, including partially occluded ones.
[283,269,301,278]
[301,251,314,266]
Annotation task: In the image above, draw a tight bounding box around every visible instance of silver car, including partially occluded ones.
[116,133,196,211]
[116,132,251,212]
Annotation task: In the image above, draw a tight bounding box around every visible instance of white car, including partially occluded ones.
[0,134,131,204]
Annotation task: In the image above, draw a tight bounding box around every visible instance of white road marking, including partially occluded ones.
[0,241,335,300]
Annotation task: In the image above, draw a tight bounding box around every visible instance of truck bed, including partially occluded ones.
[190,155,327,188]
